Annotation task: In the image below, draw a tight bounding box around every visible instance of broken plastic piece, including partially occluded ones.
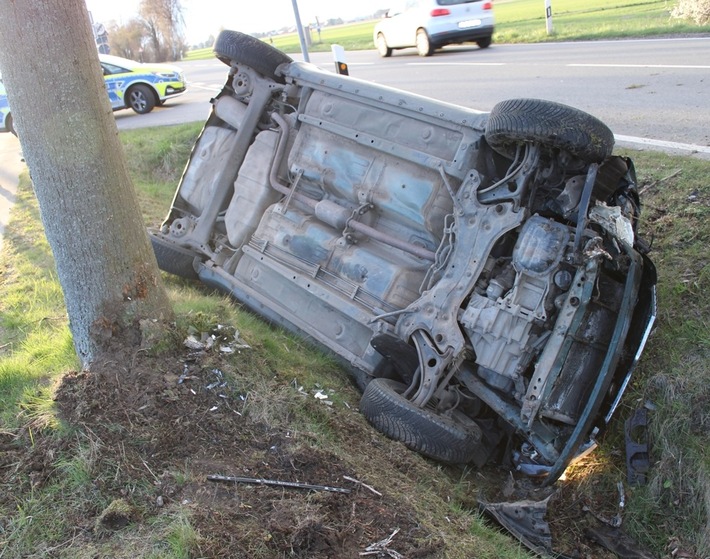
[625,407,650,486]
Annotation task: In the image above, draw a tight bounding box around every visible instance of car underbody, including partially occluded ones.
[151,31,656,485]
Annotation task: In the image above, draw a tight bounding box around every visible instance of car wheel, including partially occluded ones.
[359,378,483,464]
[376,33,392,58]
[127,84,156,114]
[484,98,614,163]
[6,113,16,136]
[214,29,293,84]
[150,231,200,280]
[477,36,492,49]
[415,29,434,57]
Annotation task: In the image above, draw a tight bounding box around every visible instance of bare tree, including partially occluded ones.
[139,0,186,61]
[108,19,147,60]
[0,0,173,367]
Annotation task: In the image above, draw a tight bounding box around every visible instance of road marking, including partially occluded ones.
[570,63,710,69]
[406,62,505,66]
[189,82,223,91]
[615,134,710,155]
[403,62,709,69]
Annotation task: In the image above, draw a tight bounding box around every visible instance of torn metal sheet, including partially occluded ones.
[479,495,553,556]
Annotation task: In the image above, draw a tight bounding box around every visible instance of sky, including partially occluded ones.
[85,0,388,46]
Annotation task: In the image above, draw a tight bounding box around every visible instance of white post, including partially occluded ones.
[545,0,553,34]
[332,44,348,75]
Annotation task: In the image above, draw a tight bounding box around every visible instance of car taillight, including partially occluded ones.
[483,2,493,9]
[430,8,450,16]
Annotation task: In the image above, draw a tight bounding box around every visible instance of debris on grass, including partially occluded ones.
[360,528,404,558]
[207,474,352,494]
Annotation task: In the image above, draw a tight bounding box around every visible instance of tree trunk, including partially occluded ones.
[0,0,173,367]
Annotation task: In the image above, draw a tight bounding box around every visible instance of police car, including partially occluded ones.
[100,54,186,114]
[0,78,15,135]
[0,53,186,134]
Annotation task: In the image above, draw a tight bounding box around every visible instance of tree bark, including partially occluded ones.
[0,0,173,367]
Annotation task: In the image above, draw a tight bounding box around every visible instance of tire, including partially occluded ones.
[6,113,16,136]
[127,84,156,114]
[376,33,392,58]
[214,30,293,84]
[484,98,614,163]
[360,378,482,464]
[415,29,434,57]
[150,231,200,280]
[477,36,492,49]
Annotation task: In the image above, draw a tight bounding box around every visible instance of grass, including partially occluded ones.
[183,0,710,58]
[0,124,708,556]
[614,151,710,554]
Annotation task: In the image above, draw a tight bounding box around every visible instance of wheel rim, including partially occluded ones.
[377,34,388,56]
[130,90,147,112]
[416,31,429,56]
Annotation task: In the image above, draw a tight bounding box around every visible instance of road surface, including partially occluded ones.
[117,37,710,157]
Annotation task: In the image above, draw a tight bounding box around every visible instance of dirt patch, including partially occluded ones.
[4,329,436,558]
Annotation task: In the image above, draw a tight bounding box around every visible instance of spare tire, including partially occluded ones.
[360,378,482,464]
[214,30,293,84]
[485,98,614,163]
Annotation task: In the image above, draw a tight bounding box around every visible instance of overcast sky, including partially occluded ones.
[85,0,387,45]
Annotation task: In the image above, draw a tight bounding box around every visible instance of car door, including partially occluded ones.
[101,61,130,110]
[381,0,422,48]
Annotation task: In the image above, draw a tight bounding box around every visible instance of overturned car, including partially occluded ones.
[151,31,656,484]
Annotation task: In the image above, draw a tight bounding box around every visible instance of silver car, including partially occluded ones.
[374,0,495,57]
[151,31,656,484]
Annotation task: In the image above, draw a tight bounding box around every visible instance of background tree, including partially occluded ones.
[108,18,147,60]
[671,0,710,24]
[0,0,173,367]
[138,0,186,61]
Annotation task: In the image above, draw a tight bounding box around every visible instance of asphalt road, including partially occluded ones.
[116,37,710,157]
[0,134,22,253]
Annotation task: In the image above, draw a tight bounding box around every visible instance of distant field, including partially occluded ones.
[184,0,708,59]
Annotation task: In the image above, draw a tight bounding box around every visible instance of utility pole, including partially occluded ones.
[291,0,310,62]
